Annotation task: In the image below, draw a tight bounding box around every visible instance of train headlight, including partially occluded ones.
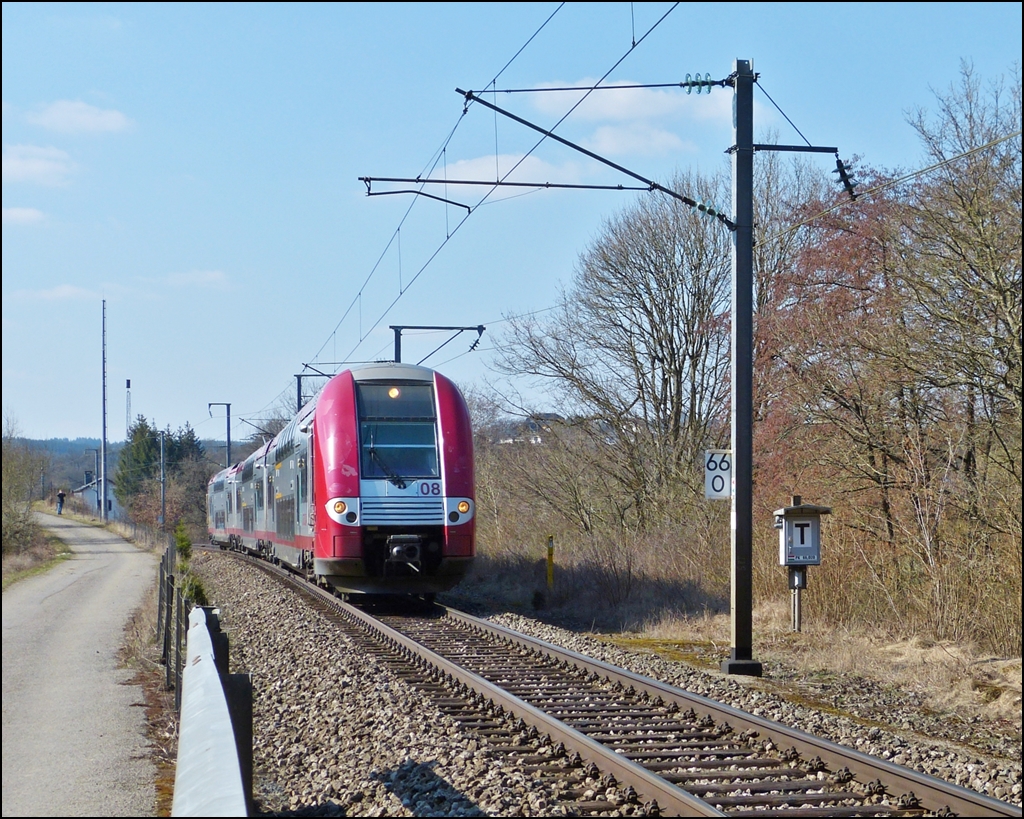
[326,498,358,525]
[445,498,474,524]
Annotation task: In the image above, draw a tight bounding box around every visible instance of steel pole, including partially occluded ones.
[722,59,762,676]
[101,300,109,522]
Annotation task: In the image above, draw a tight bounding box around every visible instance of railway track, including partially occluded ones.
[236,552,1021,817]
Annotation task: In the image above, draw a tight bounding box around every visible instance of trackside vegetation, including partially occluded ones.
[466,64,1021,657]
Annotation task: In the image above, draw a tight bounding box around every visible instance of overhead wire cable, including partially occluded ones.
[458,3,681,215]
[755,82,814,148]
[764,128,1022,243]
[341,4,684,365]
[309,107,475,366]
[483,80,730,93]
[309,4,567,372]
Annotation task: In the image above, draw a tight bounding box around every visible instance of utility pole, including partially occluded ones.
[720,59,843,675]
[85,448,100,512]
[209,403,231,467]
[722,58,762,677]
[159,430,166,531]
[101,300,109,522]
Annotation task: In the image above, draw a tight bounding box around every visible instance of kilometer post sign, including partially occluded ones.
[705,450,732,500]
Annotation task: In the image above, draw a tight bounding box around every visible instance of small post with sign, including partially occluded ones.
[547,535,554,591]
[773,495,831,632]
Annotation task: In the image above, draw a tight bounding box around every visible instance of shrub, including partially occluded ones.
[174,520,192,561]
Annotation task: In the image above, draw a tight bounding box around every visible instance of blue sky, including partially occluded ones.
[3,2,1021,442]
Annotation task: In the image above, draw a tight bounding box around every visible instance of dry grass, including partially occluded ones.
[1,528,72,590]
[634,602,1023,730]
[462,542,1021,734]
[118,578,178,817]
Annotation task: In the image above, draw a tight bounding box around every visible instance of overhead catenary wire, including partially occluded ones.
[335,4,682,370]
[263,4,686,422]
[755,82,814,148]
[764,127,1022,243]
[306,5,569,377]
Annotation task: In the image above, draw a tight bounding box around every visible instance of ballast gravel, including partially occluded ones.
[193,554,570,816]
[486,612,1023,808]
[191,552,1022,816]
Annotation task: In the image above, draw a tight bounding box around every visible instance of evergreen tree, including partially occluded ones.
[114,415,159,505]
[168,422,204,467]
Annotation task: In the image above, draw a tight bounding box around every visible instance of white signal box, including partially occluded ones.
[774,499,831,566]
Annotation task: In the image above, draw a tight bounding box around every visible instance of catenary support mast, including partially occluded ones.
[723,59,762,676]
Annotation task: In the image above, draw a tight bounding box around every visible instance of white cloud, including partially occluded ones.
[14,284,95,301]
[423,154,584,186]
[26,100,131,133]
[2,207,45,225]
[531,79,733,126]
[166,270,230,289]
[584,124,694,158]
[2,144,74,186]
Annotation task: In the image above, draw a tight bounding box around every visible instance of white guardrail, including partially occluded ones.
[171,606,251,817]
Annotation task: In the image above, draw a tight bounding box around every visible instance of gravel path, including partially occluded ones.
[2,513,159,817]
[191,551,1022,816]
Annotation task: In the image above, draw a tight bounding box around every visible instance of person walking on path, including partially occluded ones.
[56,489,66,515]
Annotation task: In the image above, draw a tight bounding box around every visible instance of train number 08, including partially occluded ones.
[419,482,442,496]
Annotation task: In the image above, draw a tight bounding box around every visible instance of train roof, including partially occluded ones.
[348,362,437,383]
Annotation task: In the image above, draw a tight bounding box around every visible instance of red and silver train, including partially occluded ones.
[207,362,475,597]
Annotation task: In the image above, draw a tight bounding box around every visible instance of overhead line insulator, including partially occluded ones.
[833,155,859,200]
[684,72,715,94]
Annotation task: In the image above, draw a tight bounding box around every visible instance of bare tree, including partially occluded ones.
[758,64,1023,652]
[900,62,1022,498]
[495,169,733,528]
[2,414,46,554]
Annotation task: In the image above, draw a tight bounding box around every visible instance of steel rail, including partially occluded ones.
[336,598,726,817]
[444,606,1021,818]
[211,549,1020,817]
[230,551,720,814]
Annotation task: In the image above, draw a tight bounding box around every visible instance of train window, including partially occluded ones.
[356,383,435,420]
[360,421,439,479]
[356,382,439,481]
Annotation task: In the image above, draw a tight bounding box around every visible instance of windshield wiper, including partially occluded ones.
[368,427,407,489]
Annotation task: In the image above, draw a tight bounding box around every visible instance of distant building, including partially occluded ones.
[496,413,565,446]
[72,475,123,519]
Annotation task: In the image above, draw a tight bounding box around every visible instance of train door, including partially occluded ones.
[305,445,314,528]
[296,444,309,533]
[268,473,276,527]
[255,471,265,530]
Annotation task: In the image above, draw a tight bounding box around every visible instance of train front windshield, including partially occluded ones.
[356,383,439,480]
